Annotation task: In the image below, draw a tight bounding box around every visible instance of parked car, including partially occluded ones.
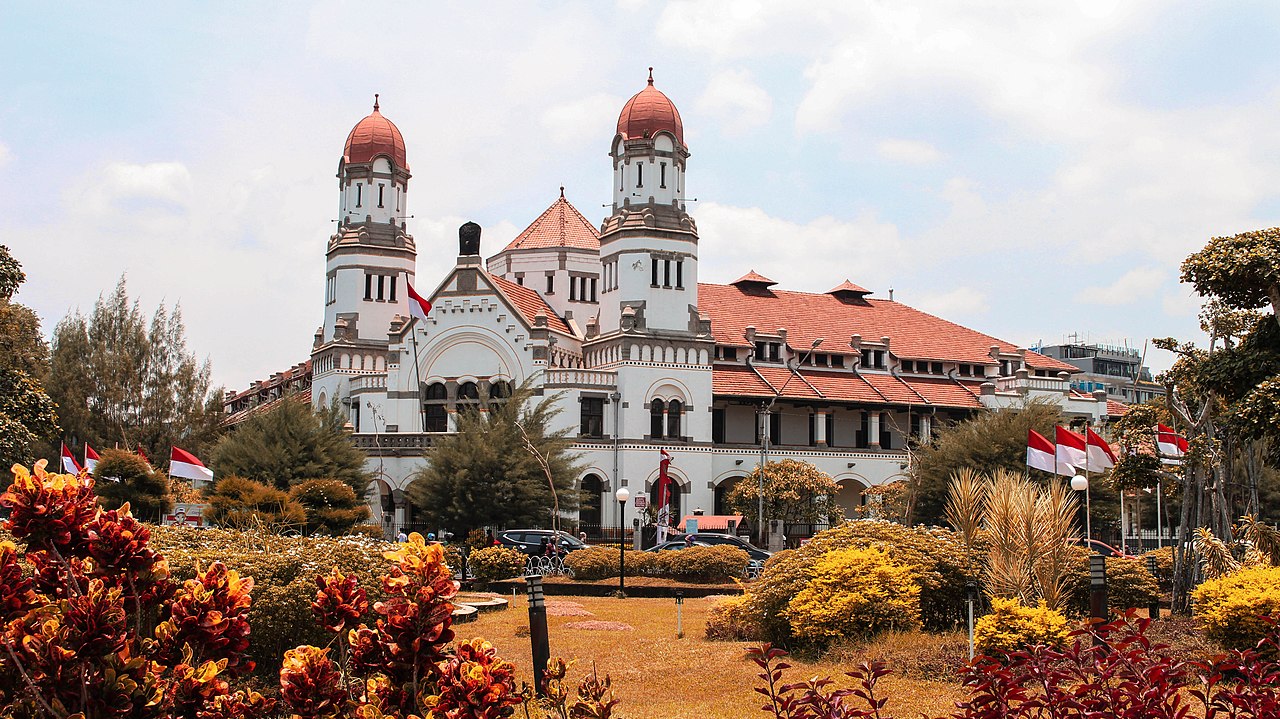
[1068,537,1137,559]
[644,540,713,552]
[497,529,589,556]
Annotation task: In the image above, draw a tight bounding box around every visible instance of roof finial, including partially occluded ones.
[559,185,565,198]
[648,67,654,85]
[373,93,380,111]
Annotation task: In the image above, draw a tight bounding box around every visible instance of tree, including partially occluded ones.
[204,475,306,530]
[0,245,59,470]
[407,379,581,538]
[727,459,845,533]
[907,398,1063,525]
[289,478,370,535]
[45,276,222,458]
[210,397,371,495]
[93,448,173,520]
[1181,227,1280,330]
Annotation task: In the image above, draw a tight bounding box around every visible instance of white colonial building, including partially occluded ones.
[295,76,1115,542]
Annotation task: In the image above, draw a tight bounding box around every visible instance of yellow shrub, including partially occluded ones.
[652,545,749,583]
[974,597,1070,655]
[468,546,528,583]
[704,595,762,641]
[1193,564,1280,651]
[785,545,921,644]
[563,546,654,579]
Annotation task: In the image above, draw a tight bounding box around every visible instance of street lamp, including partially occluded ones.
[615,486,630,595]
[1071,474,1092,544]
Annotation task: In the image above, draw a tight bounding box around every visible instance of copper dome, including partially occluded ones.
[343,95,407,168]
[616,69,684,147]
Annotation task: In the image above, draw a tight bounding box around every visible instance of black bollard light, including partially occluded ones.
[675,590,685,639]
[1089,554,1108,623]
[526,575,550,695]
[1145,554,1160,619]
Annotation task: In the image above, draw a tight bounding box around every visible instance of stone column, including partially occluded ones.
[868,412,881,449]
[815,411,828,446]
[920,415,932,444]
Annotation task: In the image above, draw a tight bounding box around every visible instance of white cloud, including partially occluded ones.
[541,94,625,146]
[695,201,907,293]
[1077,267,1166,305]
[697,69,773,136]
[876,138,941,164]
[71,161,193,216]
[909,286,990,318]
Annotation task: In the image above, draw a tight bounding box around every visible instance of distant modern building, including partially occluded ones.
[1036,339,1164,406]
[230,75,1125,542]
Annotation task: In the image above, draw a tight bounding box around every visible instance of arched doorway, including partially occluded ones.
[714,476,744,516]
[835,478,867,521]
[579,474,604,539]
[650,476,682,528]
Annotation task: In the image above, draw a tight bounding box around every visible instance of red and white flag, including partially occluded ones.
[656,448,674,542]
[405,279,432,323]
[169,446,214,484]
[60,442,83,474]
[1085,428,1118,471]
[84,444,100,473]
[1026,429,1058,474]
[1156,424,1188,465]
[1055,426,1087,476]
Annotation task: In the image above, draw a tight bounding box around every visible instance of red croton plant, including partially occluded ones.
[0,461,618,719]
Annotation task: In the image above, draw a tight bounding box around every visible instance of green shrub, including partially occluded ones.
[347,523,387,540]
[1193,564,1280,651]
[93,448,172,520]
[974,597,1070,655]
[149,524,390,681]
[785,546,922,644]
[204,475,305,531]
[562,546,654,579]
[705,595,763,641]
[1144,546,1174,585]
[468,546,528,583]
[747,519,980,646]
[652,545,749,583]
[288,478,369,535]
[1062,549,1158,615]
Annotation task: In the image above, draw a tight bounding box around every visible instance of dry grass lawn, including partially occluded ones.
[468,594,965,719]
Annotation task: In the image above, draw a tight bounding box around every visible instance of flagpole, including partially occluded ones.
[410,319,426,433]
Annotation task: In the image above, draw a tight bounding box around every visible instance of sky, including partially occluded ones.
[4,1,1279,390]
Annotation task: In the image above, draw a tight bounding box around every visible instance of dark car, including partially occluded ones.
[645,540,713,553]
[1068,537,1137,559]
[497,529,589,556]
[684,532,772,562]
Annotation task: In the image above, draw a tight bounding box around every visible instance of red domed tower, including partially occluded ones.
[597,70,701,338]
[316,96,417,389]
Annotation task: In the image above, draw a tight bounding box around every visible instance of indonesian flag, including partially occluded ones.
[169,446,214,484]
[1156,423,1188,465]
[1085,428,1118,471]
[1026,429,1058,474]
[656,448,674,543]
[84,444,100,473]
[136,446,153,470]
[1055,426,1088,476]
[61,443,83,474]
[406,279,432,323]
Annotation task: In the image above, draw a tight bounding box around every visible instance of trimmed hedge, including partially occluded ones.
[469,546,528,583]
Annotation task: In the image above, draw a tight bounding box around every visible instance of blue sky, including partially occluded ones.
[4,1,1279,388]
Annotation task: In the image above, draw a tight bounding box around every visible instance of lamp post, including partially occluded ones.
[616,486,630,595]
[1071,474,1092,544]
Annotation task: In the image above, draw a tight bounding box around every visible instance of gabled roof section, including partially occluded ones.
[699,282,1077,373]
[486,272,574,335]
[827,279,872,300]
[501,191,600,252]
[731,270,776,288]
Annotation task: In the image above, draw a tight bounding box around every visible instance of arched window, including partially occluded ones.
[650,399,665,438]
[667,399,683,440]
[715,476,743,516]
[424,382,448,432]
[651,477,681,528]
[488,380,511,407]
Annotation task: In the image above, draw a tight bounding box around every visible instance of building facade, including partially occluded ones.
[278,78,1120,540]
[1037,340,1164,406]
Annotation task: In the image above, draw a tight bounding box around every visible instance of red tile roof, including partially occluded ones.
[698,282,1076,373]
[617,69,684,146]
[1107,399,1129,417]
[731,270,776,287]
[711,364,985,409]
[487,273,573,335]
[828,279,871,296]
[344,96,407,168]
[501,192,600,252]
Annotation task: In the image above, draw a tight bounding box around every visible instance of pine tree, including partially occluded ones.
[407,380,581,537]
[0,245,59,470]
[209,397,371,494]
[93,448,173,520]
[46,275,222,458]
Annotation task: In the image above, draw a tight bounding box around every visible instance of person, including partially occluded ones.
[427,532,437,543]
[683,533,694,548]
[487,528,497,546]
[579,531,588,543]
[396,528,408,543]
